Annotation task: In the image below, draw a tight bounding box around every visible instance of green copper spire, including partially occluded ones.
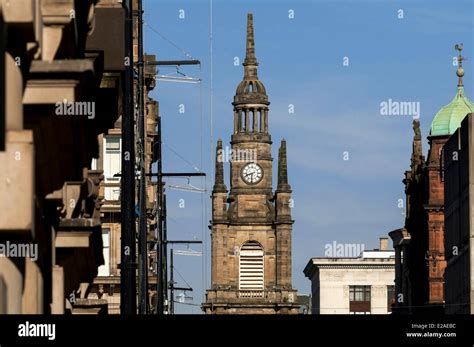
[430,44,474,137]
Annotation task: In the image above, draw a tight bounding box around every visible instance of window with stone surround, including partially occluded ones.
[349,285,371,314]
[104,136,121,201]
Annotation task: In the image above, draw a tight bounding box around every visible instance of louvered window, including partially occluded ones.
[239,241,264,291]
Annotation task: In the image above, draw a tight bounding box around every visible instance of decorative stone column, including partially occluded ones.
[252,109,258,132]
[245,108,249,133]
[264,109,268,133]
[234,110,238,134]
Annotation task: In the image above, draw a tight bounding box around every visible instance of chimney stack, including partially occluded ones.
[379,237,389,251]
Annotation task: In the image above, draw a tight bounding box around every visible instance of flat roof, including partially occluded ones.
[303,252,395,278]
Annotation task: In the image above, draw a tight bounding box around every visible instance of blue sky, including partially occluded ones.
[143,0,473,313]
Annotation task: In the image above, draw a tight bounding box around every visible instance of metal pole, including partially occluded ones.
[120,0,136,315]
[137,0,148,314]
[170,249,174,315]
[155,111,164,315]
[162,191,168,313]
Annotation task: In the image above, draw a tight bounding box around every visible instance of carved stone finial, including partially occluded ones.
[277,139,291,192]
[213,139,227,193]
[413,119,421,140]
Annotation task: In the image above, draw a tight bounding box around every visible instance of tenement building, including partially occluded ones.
[390,46,474,313]
[203,13,299,314]
[84,8,160,313]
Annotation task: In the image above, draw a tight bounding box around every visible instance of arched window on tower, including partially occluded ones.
[239,241,264,297]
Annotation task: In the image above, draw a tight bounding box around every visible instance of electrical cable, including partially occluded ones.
[174,265,193,290]
[143,21,195,60]
[163,142,201,172]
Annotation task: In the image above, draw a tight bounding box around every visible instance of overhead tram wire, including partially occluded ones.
[162,144,205,194]
[144,13,208,314]
[144,19,205,314]
[143,20,195,60]
[163,142,201,173]
[174,265,193,290]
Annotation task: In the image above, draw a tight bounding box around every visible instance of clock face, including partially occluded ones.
[241,162,263,184]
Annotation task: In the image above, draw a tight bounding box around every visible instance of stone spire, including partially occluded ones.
[213,139,227,193]
[233,13,269,133]
[277,139,291,192]
[243,13,258,79]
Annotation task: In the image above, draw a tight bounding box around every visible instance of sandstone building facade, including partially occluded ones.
[0,0,160,314]
[203,14,299,314]
[0,0,125,314]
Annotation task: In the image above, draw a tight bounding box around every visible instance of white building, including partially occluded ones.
[303,238,395,314]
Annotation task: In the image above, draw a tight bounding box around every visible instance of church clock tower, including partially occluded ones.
[203,13,299,314]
